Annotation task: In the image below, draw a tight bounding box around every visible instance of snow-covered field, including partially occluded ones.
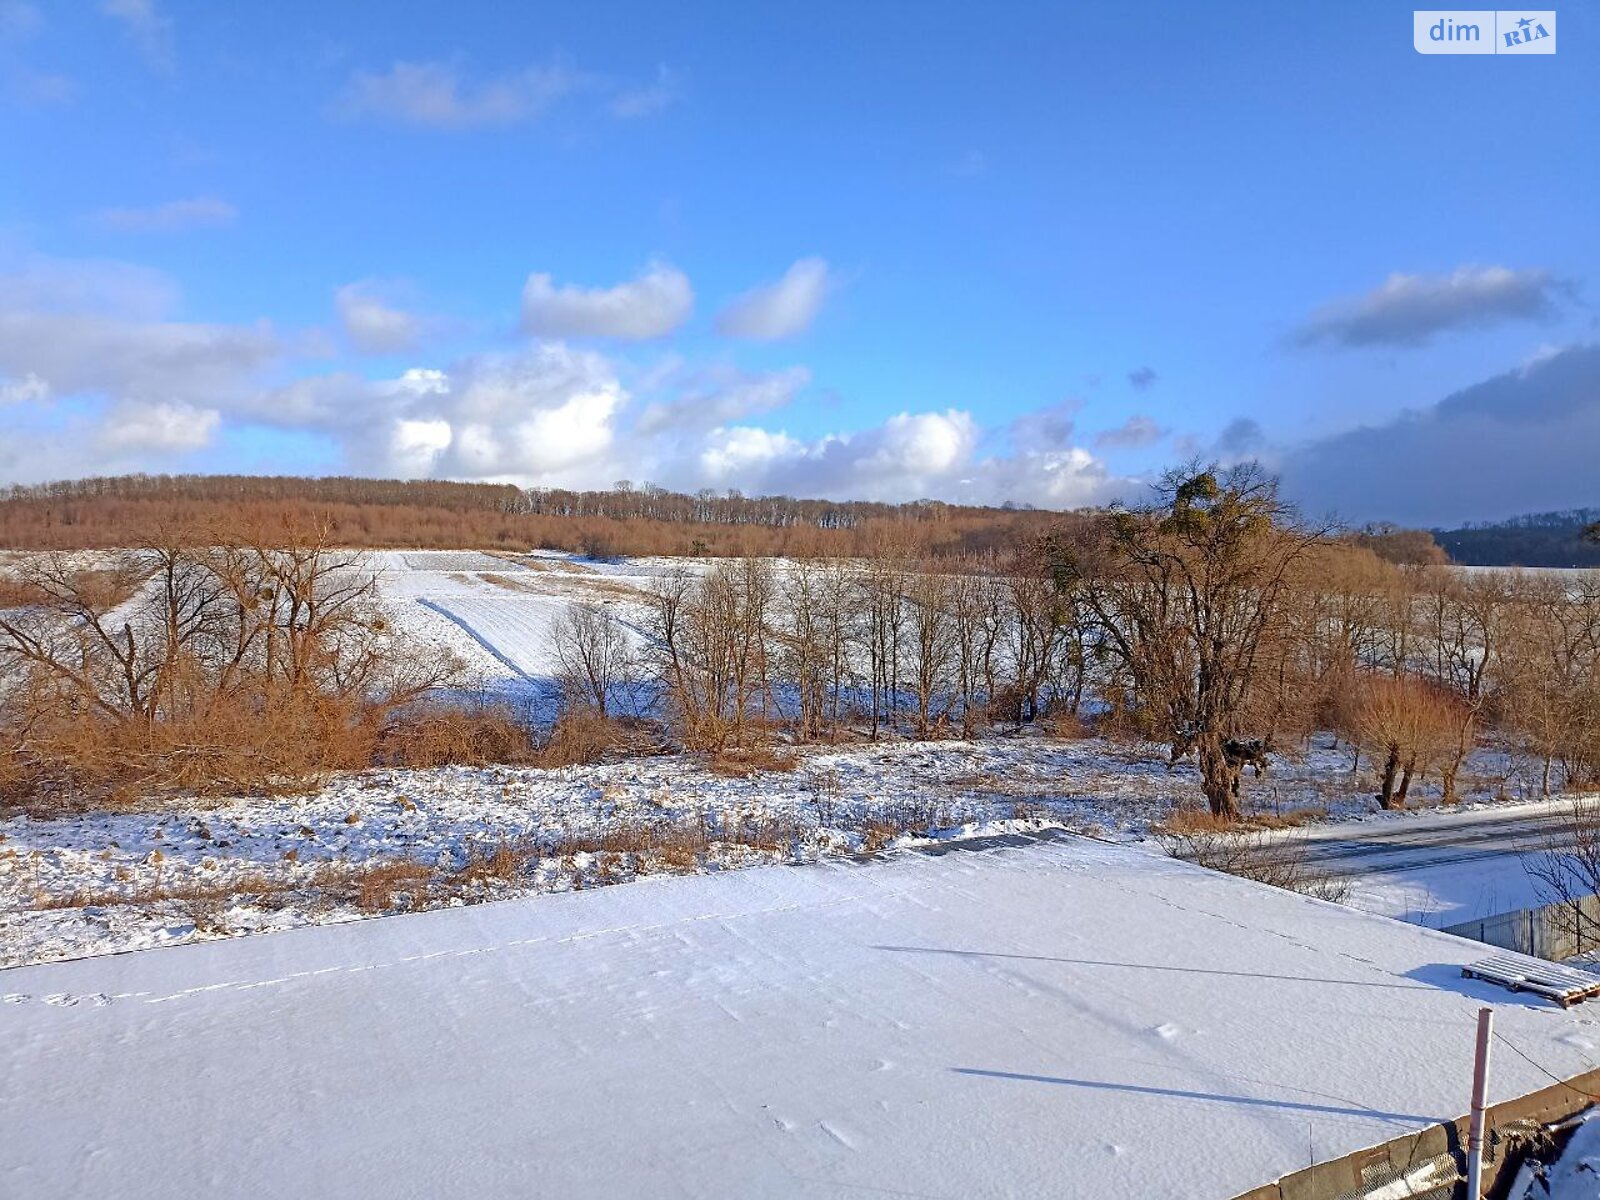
[0,727,1553,969]
[0,547,1583,971]
[369,548,664,709]
[6,836,1597,1200]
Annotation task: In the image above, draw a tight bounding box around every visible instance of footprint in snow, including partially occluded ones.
[1152,1022,1181,1039]
[3,993,28,1004]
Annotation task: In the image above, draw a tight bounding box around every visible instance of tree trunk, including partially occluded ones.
[1378,748,1401,809]
[1197,734,1242,820]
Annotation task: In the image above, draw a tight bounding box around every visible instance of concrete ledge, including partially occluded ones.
[1233,1067,1600,1200]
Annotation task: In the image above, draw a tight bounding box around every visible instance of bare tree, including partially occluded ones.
[1527,797,1600,958]
[1348,673,1467,809]
[1051,464,1326,819]
[0,519,456,803]
[552,602,634,718]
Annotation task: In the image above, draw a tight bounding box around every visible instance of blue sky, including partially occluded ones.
[0,1,1595,525]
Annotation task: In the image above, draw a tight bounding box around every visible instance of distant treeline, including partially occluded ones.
[0,474,1064,557]
[1433,509,1600,568]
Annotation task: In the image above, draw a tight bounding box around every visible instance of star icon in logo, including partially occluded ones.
[1517,15,1533,29]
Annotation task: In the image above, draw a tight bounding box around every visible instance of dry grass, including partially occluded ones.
[861,820,900,854]
[377,704,536,769]
[706,744,798,778]
[1155,811,1349,903]
[537,710,637,767]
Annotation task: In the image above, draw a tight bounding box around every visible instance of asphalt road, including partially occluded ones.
[1288,801,1578,880]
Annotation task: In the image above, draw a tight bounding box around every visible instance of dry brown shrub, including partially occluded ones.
[537,710,630,767]
[0,574,44,607]
[1151,807,1235,837]
[456,842,530,886]
[1156,816,1348,903]
[1248,806,1329,829]
[861,820,900,854]
[1042,709,1096,740]
[707,745,798,777]
[378,704,535,769]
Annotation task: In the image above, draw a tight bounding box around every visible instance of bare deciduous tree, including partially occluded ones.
[552,602,635,718]
[1051,464,1326,819]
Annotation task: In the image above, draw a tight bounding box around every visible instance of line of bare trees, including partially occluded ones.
[552,465,1600,820]
[0,520,459,807]
[4,466,1596,822]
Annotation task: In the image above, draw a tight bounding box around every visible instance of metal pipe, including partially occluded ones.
[1467,1007,1494,1199]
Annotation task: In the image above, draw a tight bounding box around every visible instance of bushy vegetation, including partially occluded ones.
[4,466,1599,825]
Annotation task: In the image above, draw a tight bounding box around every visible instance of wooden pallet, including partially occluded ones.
[1462,953,1600,1007]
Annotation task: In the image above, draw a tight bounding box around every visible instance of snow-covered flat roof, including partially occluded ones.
[5,837,1598,1199]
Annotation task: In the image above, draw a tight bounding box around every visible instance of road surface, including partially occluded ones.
[1283,798,1584,927]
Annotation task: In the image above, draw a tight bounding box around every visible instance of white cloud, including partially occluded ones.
[100,0,173,72]
[0,252,1132,510]
[94,196,237,234]
[699,426,805,481]
[0,256,277,436]
[0,311,275,407]
[1293,265,1568,349]
[388,418,453,478]
[97,400,219,453]
[610,65,679,118]
[0,372,48,405]
[636,365,809,434]
[336,282,419,354]
[334,59,581,128]
[521,263,692,340]
[3,254,178,319]
[715,257,830,340]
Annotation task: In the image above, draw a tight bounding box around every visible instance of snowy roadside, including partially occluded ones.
[0,729,1552,970]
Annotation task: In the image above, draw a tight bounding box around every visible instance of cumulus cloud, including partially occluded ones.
[715,258,829,340]
[636,365,809,434]
[101,0,173,72]
[1293,265,1569,349]
[0,252,1134,509]
[521,263,692,340]
[0,309,275,407]
[692,411,977,498]
[687,407,1121,508]
[335,282,420,354]
[94,196,236,234]
[333,58,582,128]
[268,345,627,486]
[1127,366,1157,390]
[1094,414,1165,449]
[1281,343,1600,526]
[97,400,218,453]
[0,255,277,481]
[0,372,48,405]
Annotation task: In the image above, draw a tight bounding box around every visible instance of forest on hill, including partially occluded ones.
[0,473,1064,558]
[1433,509,1600,568]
